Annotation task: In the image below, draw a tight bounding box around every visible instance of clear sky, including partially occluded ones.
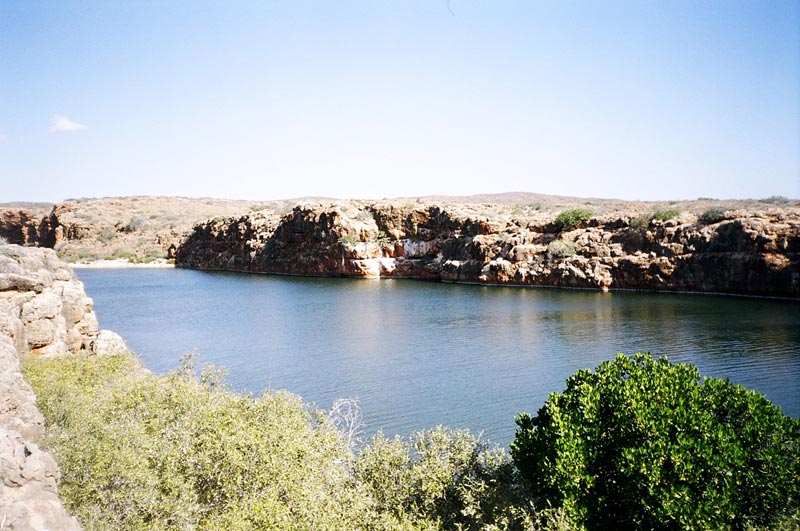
[1,1,798,203]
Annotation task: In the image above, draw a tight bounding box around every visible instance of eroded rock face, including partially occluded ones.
[0,211,42,246]
[177,203,800,298]
[0,244,131,530]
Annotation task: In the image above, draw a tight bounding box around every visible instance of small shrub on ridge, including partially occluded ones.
[699,208,726,225]
[553,209,592,231]
[547,240,577,259]
[652,208,680,222]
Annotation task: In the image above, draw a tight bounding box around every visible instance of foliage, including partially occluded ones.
[26,348,797,531]
[124,215,147,232]
[97,228,116,244]
[699,208,726,225]
[628,215,650,234]
[24,352,541,531]
[74,248,100,262]
[356,428,534,530]
[553,209,592,232]
[547,240,577,259]
[140,248,166,263]
[629,209,680,234]
[652,208,680,222]
[108,248,136,261]
[511,353,800,531]
[376,230,392,247]
[23,353,385,530]
[338,234,361,246]
[760,196,790,204]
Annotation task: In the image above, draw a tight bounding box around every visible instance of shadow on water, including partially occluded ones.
[77,268,800,446]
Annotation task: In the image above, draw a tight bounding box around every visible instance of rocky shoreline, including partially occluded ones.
[176,201,800,299]
[0,245,128,530]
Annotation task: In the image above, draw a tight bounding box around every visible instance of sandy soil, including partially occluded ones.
[69,259,175,269]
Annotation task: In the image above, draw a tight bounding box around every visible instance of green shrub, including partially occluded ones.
[511,353,800,531]
[23,353,384,530]
[547,239,576,259]
[97,228,116,244]
[24,352,537,531]
[357,428,531,530]
[553,209,592,231]
[699,208,726,225]
[109,248,136,261]
[338,234,361,246]
[75,248,99,262]
[760,196,789,204]
[141,249,165,263]
[124,215,147,232]
[628,215,650,234]
[652,208,680,222]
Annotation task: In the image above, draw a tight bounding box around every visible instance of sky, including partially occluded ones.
[1,1,798,203]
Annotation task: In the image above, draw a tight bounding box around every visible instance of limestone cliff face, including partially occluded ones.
[0,245,128,530]
[176,203,800,298]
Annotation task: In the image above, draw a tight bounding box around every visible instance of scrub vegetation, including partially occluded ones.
[23,352,799,531]
[553,209,593,231]
[512,354,800,531]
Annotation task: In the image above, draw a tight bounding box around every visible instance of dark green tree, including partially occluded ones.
[511,353,800,531]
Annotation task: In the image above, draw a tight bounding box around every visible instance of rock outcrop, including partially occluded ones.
[0,197,288,265]
[176,202,800,298]
[0,211,44,247]
[0,245,128,530]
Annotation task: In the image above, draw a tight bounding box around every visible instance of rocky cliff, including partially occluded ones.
[176,202,800,298]
[0,197,276,264]
[0,245,127,530]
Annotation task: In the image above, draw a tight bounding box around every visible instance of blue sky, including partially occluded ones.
[1,1,798,202]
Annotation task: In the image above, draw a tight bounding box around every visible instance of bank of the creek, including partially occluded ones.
[175,201,800,298]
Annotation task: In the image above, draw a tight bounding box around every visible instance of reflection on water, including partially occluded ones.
[76,268,800,446]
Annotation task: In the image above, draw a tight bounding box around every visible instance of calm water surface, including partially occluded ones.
[76,268,800,446]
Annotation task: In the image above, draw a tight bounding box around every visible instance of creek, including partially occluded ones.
[76,268,800,446]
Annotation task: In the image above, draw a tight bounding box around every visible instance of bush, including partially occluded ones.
[511,353,800,531]
[141,249,165,263]
[23,353,384,530]
[24,352,537,530]
[357,428,531,530]
[124,215,147,232]
[375,230,392,247]
[97,228,116,244]
[760,196,790,204]
[553,209,592,231]
[547,239,576,259]
[699,208,726,225]
[652,208,680,222]
[338,234,361,246]
[628,215,650,234]
[108,248,136,261]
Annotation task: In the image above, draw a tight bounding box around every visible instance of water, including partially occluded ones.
[75,268,800,446]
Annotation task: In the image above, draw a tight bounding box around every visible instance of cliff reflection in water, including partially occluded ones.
[77,268,800,445]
